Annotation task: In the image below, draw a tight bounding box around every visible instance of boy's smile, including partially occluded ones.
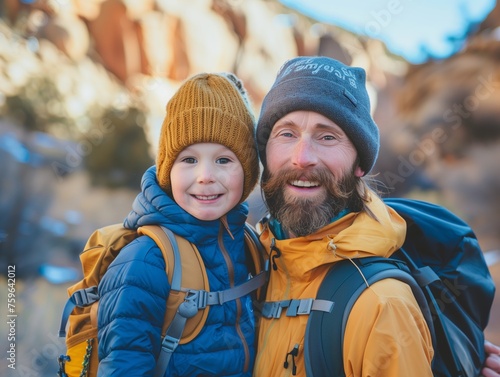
[170,143,244,221]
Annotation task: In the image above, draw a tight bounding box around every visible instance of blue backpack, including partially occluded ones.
[304,198,495,376]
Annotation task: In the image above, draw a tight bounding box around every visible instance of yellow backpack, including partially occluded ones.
[57,223,267,377]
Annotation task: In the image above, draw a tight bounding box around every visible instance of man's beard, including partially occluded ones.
[261,165,360,237]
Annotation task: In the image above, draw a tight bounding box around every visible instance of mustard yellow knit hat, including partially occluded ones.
[156,72,259,202]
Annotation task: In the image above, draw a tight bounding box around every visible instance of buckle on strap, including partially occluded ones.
[174,290,208,319]
[161,335,180,353]
[261,298,334,318]
[287,299,313,317]
[71,286,99,307]
[261,301,287,318]
[189,289,207,306]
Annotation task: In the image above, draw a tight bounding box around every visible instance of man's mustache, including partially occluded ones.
[261,166,347,200]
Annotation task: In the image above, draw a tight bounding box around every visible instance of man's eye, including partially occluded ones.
[322,135,336,141]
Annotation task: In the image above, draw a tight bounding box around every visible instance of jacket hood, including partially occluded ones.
[124,166,248,244]
[259,192,406,279]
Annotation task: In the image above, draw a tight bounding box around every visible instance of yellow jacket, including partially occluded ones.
[254,194,434,377]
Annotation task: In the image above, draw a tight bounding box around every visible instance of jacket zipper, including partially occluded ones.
[255,237,297,375]
[284,343,300,375]
[270,238,282,271]
[270,239,298,375]
[218,224,250,372]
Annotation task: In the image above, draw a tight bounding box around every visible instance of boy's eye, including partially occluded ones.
[216,157,232,164]
[182,157,197,164]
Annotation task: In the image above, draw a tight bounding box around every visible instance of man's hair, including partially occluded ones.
[354,176,382,221]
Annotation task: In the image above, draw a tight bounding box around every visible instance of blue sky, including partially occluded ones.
[279,0,496,63]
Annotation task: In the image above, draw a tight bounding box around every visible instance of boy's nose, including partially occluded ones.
[197,162,216,183]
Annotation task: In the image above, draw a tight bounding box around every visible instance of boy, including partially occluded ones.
[97,72,259,376]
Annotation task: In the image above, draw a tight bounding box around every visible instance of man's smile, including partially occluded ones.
[290,180,320,188]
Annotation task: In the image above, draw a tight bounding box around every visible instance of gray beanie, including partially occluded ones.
[257,56,380,175]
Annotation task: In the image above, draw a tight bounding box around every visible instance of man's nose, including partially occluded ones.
[291,137,318,168]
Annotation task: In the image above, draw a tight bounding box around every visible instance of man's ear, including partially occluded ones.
[354,166,365,177]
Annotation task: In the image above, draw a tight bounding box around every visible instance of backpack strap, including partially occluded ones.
[58,286,99,337]
[139,224,268,377]
[139,225,196,377]
[243,222,269,301]
[244,223,267,274]
[303,257,433,377]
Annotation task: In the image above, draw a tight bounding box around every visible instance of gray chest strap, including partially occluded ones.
[260,298,334,319]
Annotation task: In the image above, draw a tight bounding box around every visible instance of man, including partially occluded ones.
[485,341,500,377]
[252,55,500,376]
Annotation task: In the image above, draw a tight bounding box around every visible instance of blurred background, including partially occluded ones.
[0,0,499,375]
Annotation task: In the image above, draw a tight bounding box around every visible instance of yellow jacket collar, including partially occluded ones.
[259,192,406,277]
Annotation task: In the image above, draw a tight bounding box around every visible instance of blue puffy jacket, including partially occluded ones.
[97,166,256,376]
